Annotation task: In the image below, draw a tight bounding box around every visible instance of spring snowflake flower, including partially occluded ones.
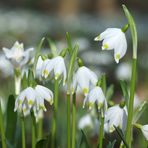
[83,86,107,110]
[141,125,148,140]
[14,85,53,118]
[42,56,66,85]
[104,105,127,133]
[94,28,127,63]
[72,66,97,96]
[3,41,34,68]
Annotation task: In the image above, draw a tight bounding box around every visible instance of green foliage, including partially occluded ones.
[114,126,128,148]
[78,130,90,148]
[6,95,17,146]
[106,140,116,148]
[120,80,129,107]
[133,101,148,123]
[47,38,58,57]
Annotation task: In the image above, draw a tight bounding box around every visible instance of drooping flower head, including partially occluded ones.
[42,56,67,85]
[104,105,127,133]
[3,41,34,68]
[83,86,107,111]
[14,85,53,120]
[94,28,127,63]
[72,66,97,96]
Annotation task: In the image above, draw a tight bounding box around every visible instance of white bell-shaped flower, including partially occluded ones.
[141,125,148,141]
[104,105,127,133]
[34,85,53,111]
[3,41,34,68]
[72,66,97,96]
[42,56,67,85]
[14,87,36,115]
[83,86,107,110]
[14,85,53,118]
[94,28,127,63]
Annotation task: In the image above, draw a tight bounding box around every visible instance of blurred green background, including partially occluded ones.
[0,0,148,147]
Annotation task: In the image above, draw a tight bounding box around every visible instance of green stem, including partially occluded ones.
[98,115,104,148]
[37,118,43,140]
[21,116,26,148]
[125,59,137,148]
[31,112,36,148]
[72,93,76,148]
[51,79,59,148]
[0,101,6,148]
[67,93,71,148]
[98,74,106,148]
[14,68,21,96]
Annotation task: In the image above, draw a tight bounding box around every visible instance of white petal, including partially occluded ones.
[141,125,148,140]
[25,87,36,108]
[35,85,53,105]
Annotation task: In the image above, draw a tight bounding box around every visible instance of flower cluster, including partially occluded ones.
[14,85,53,120]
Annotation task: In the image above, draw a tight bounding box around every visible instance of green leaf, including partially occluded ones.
[122,4,138,59]
[47,38,58,57]
[79,130,90,148]
[107,140,116,148]
[114,126,129,148]
[106,84,114,100]
[67,44,78,93]
[21,72,28,89]
[34,37,45,75]
[59,48,68,57]
[101,74,106,94]
[66,32,73,55]
[36,138,48,148]
[120,80,129,107]
[6,95,17,146]
[28,69,36,87]
[133,101,148,123]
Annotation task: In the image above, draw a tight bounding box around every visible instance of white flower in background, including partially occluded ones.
[116,63,131,80]
[3,41,34,68]
[14,85,53,119]
[72,66,97,96]
[78,114,93,129]
[104,105,127,133]
[134,94,141,109]
[35,56,44,78]
[83,86,107,110]
[42,56,66,85]
[141,125,148,140]
[94,28,127,63]
[0,53,13,77]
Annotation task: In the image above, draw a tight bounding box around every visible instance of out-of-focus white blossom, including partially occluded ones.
[78,114,93,129]
[116,63,131,80]
[3,41,34,68]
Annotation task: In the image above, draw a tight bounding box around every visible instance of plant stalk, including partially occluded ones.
[21,116,26,148]
[67,93,71,148]
[125,59,137,148]
[0,101,6,148]
[72,93,76,148]
[51,79,59,148]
